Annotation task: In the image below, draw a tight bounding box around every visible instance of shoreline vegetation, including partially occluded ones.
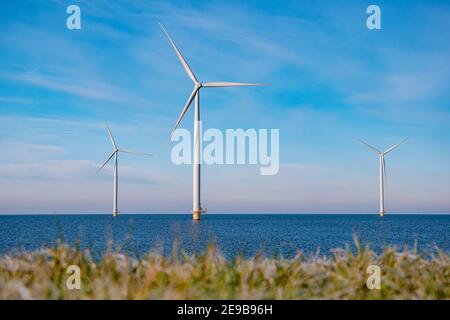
[0,240,448,300]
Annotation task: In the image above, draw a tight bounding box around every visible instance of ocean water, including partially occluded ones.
[0,214,448,258]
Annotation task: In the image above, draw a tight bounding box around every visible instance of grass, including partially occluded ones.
[0,240,448,299]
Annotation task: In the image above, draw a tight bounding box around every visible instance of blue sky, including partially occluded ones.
[0,0,449,214]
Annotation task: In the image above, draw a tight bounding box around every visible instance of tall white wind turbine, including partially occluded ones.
[159,23,269,220]
[360,138,408,216]
[98,124,151,217]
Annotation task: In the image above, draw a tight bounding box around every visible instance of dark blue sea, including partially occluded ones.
[0,214,448,258]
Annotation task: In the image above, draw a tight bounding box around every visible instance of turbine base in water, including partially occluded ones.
[192,211,201,220]
[379,211,385,217]
[192,208,206,220]
[112,211,119,217]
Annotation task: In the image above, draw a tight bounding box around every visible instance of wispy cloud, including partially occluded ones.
[3,70,151,106]
[0,96,33,105]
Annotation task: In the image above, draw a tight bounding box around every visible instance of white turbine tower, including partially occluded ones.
[98,123,151,217]
[159,23,269,220]
[360,138,408,217]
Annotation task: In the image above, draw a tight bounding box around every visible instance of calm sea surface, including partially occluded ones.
[0,214,448,258]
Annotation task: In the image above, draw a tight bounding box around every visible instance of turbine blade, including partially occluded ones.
[119,149,152,156]
[158,22,198,83]
[383,137,409,155]
[382,156,386,190]
[170,87,199,141]
[202,82,270,87]
[97,151,116,173]
[105,123,117,149]
[359,139,382,155]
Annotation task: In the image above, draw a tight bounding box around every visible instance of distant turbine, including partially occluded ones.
[360,138,408,216]
[98,123,151,217]
[159,22,269,220]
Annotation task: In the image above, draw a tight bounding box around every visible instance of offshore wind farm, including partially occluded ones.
[0,0,449,301]
[0,17,448,258]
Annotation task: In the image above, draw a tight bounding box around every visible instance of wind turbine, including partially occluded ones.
[98,123,151,217]
[360,138,408,217]
[159,23,269,220]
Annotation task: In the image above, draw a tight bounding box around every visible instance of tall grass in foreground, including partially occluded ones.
[0,241,448,299]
